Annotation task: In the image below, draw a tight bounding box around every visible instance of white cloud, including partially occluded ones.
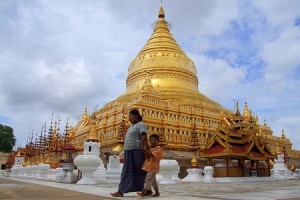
[262,27,300,81]
[253,0,300,27]
[202,1,239,35]
[194,54,247,103]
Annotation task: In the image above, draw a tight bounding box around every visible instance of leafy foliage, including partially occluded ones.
[0,124,16,153]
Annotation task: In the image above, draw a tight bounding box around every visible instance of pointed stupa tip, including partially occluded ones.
[82,106,88,121]
[243,101,250,118]
[158,6,165,18]
[16,148,21,156]
[281,129,285,139]
[244,102,249,110]
[235,101,240,115]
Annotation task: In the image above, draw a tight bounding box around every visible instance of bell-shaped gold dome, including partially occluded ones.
[118,6,221,110]
[125,6,198,97]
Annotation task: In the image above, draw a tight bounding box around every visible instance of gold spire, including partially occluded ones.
[53,120,57,138]
[255,115,259,125]
[281,129,285,139]
[86,113,98,142]
[243,102,250,120]
[159,5,165,18]
[17,148,21,157]
[117,114,127,144]
[235,101,241,116]
[189,123,200,168]
[189,123,200,151]
[82,106,88,121]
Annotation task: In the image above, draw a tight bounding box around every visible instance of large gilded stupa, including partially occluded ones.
[71,6,299,173]
[73,6,224,153]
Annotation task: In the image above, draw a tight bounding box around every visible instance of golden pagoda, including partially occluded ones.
[73,6,224,156]
[70,5,300,174]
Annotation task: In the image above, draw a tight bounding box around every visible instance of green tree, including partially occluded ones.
[0,124,16,153]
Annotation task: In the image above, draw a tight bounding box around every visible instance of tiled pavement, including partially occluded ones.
[1,175,300,200]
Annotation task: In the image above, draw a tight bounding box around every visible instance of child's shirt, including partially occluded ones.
[142,146,163,173]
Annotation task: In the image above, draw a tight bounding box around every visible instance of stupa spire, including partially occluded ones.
[281,129,285,139]
[243,102,250,120]
[86,113,98,142]
[53,120,57,138]
[117,113,127,144]
[82,106,88,121]
[158,5,165,18]
[235,101,241,116]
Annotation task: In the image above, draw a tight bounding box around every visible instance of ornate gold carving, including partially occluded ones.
[116,114,128,144]
[189,123,200,151]
[158,127,167,146]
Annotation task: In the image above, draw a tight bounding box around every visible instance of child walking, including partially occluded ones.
[138,134,163,197]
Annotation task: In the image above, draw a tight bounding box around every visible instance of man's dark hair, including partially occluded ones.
[150,134,159,141]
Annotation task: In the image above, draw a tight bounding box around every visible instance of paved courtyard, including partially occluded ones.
[1,175,300,200]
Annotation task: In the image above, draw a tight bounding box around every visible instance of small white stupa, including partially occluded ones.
[106,155,122,183]
[182,124,203,183]
[37,162,51,181]
[10,149,24,177]
[104,115,126,184]
[182,152,203,183]
[294,168,300,178]
[159,159,180,184]
[92,159,106,184]
[273,154,293,180]
[203,166,216,182]
[74,113,101,184]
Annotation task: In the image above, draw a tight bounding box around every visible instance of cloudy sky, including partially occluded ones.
[1,0,300,149]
